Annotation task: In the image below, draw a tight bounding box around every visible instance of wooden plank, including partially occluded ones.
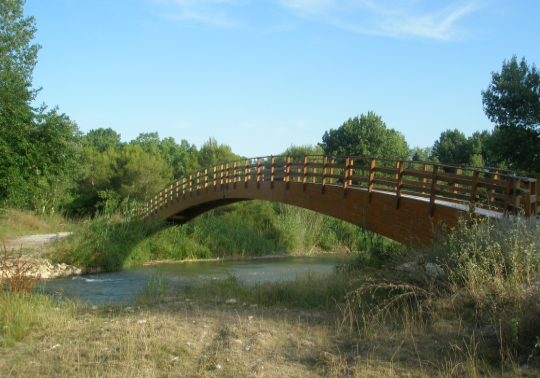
[330,159,335,184]
[374,166,399,175]
[422,164,428,194]
[429,165,439,217]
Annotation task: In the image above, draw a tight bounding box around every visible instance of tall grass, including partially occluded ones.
[48,201,383,271]
[0,208,74,240]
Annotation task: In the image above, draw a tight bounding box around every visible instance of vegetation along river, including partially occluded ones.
[39,253,351,305]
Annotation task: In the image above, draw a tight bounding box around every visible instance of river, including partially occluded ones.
[40,253,352,305]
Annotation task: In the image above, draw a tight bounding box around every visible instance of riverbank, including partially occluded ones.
[2,267,539,377]
[2,204,387,273]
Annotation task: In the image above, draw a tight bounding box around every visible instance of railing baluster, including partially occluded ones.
[271,156,275,189]
[285,156,290,190]
[470,171,480,204]
[303,156,308,192]
[454,168,461,194]
[396,160,404,209]
[368,158,376,203]
[429,165,439,217]
[256,158,261,189]
[322,156,327,194]
[330,159,334,184]
[245,159,249,189]
[343,157,350,199]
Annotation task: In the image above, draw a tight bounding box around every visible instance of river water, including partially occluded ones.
[39,253,352,305]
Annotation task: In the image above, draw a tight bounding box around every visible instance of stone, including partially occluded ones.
[225,299,237,304]
[170,356,179,365]
[396,262,422,274]
[425,263,445,278]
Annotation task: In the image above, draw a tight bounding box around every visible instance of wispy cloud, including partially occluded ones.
[277,0,479,40]
[151,0,245,27]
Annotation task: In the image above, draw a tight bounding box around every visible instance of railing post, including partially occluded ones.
[204,169,208,193]
[213,166,217,190]
[504,177,514,215]
[256,158,261,189]
[348,159,354,186]
[189,174,193,197]
[220,164,224,188]
[523,180,532,217]
[169,184,173,205]
[396,160,404,209]
[154,195,157,214]
[368,158,376,203]
[271,156,275,189]
[159,190,163,210]
[453,168,461,194]
[490,170,499,202]
[322,156,327,194]
[150,198,153,215]
[196,171,200,195]
[244,159,249,189]
[422,164,428,194]
[176,181,179,202]
[285,156,291,190]
[329,159,334,184]
[429,165,439,217]
[343,157,350,199]
[233,161,237,190]
[470,171,480,204]
[226,163,230,190]
[312,159,317,183]
[182,178,186,199]
[394,161,400,190]
[303,156,308,192]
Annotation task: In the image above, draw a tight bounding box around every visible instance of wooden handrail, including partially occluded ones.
[141,155,539,218]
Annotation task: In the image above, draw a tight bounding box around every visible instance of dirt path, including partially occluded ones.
[2,232,74,251]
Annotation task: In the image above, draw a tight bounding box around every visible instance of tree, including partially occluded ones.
[0,1,83,211]
[198,137,241,168]
[280,143,324,157]
[481,56,540,172]
[83,128,123,152]
[319,112,409,162]
[117,144,172,202]
[430,129,470,165]
[158,137,198,178]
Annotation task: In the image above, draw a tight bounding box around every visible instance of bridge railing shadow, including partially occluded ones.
[137,155,538,220]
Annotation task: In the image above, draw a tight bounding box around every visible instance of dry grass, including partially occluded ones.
[0,292,537,378]
[0,208,75,240]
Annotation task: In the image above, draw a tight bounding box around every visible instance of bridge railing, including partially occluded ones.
[136,156,538,219]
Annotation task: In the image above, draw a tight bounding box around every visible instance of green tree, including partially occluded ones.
[430,129,469,165]
[198,137,241,168]
[280,143,324,157]
[131,132,160,156]
[319,112,409,161]
[117,144,172,202]
[0,1,83,211]
[481,56,540,172]
[158,137,198,178]
[83,128,123,152]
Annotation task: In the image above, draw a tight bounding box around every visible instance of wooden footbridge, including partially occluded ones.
[137,156,538,245]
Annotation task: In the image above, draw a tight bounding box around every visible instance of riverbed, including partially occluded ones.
[40,253,352,305]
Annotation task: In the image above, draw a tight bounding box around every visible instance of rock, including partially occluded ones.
[137,319,146,324]
[225,299,237,304]
[396,262,422,274]
[425,263,445,278]
[170,356,179,365]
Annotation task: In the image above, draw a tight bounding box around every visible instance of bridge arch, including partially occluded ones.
[138,156,538,245]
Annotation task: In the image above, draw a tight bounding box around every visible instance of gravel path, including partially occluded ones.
[2,232,74,250]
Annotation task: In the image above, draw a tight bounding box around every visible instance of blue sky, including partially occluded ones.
[26,0,540,158]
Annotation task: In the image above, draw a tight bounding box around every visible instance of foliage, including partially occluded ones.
[319,111,409,162]
[482,55,540,132]
[280,143,324,157]
[482,56,540,172]
[198,137,241,168]
[83,127,123,152]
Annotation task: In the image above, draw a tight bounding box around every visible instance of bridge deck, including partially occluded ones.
[138,155,538,245]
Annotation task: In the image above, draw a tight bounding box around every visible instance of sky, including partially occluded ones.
[26,0,540,158]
